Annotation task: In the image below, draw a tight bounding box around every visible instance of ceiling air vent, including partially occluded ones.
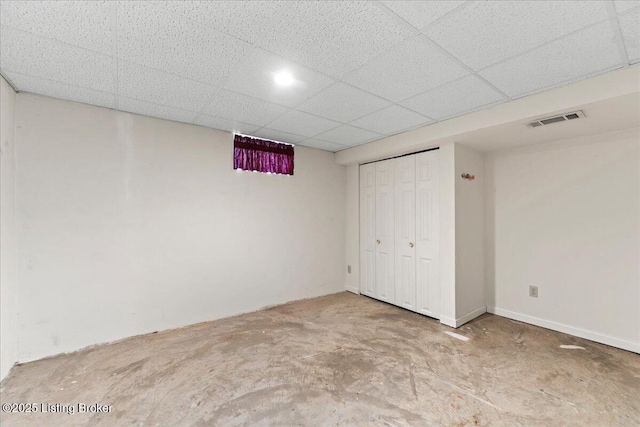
[526,110,585,128]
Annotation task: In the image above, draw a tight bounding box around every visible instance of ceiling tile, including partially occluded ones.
[380,1,465,31]
[298,139,349,152]
[314,125,381,146]
[343,35,469,102]
[401,75,504,120]
[347,139,381,148]
[297,83,391,123]
[194,114,260,135]
[479,22,623,98]
[0,0,112,54]
[117,1,250,85]
[614,1,640,14]
[118,61,215,112]
[252,128,307,144]
[266,110,340,137]
[425,1,609,70]
[257,1,413,78]
[618,7,640,63]
[3,71,115,110]
[350,105,433,135]
[200,89,289,128]
[2,0,633,145]
[0,27,113,92]
[119,97,197,124]
[150,1,286,44]
[223,48,335,108]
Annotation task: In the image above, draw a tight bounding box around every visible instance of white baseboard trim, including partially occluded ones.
[456,306,487,327]
[487,307,640,354]
[440,306,487,328]
[439,316,456,328]
[346,286,360,295]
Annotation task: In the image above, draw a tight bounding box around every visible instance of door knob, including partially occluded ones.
[376,239,381,244]
[409,242,414,248]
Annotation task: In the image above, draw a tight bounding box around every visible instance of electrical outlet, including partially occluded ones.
[347,265,351,274]
[529,285,538,298]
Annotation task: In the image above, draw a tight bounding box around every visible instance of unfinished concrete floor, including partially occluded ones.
[1,292,639,426]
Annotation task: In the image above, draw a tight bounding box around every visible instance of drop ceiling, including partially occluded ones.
[0,1,638,152]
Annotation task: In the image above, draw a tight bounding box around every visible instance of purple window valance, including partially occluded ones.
[233,134,294,175]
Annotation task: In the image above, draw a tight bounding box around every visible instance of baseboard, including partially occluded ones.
[346,286,360,295]
[456,306,487,327]
[439,316,456,328]
[487,307,640,354]
[440,306,487,328]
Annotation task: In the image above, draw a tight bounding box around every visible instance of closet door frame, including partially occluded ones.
[359,148,439,319]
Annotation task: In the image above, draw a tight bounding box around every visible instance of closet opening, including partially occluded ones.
[360,147,441,320]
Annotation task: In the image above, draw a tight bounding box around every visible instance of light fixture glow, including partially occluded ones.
[274,70,294,86]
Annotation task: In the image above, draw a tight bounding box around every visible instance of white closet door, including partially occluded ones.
[394,156,416,310]
[415,150,440,318]
[375,159,395,303]
[359,163,376,297]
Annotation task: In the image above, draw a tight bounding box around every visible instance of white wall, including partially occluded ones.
[1,76,18,379]
[344,164,359,294]
[454,145,486,324]
[485,128,640,352]
[15,93,346,363]
[438,143,486,328]
[438,143,457,326]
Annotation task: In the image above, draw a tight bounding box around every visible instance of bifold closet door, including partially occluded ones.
[415,150,440,318]
[374,159,395,303]
[394,156,416,310]
[359,163,376,298]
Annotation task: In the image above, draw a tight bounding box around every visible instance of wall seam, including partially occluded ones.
[13,90,20,364]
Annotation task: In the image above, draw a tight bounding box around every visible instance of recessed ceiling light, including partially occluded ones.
[274,71,294,86]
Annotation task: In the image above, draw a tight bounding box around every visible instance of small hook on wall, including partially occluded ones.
[461,173,476,181]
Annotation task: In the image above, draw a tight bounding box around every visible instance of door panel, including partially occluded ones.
[359,163,376,297]
[415,150,440,318]
[375,159,394,302]
[417,258,431,310]
[394,156,416,310]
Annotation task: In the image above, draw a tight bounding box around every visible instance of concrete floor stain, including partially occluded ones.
[1,292,639,426]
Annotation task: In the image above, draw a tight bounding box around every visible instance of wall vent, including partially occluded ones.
[526,110,585,128]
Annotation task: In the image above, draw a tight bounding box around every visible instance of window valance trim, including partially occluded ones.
[233,134,294,175]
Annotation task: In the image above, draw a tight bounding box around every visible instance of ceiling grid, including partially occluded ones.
[0,0,638,152]
[373,0,512,101]
[606,1,631,66]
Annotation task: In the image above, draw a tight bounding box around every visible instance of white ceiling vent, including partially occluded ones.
[526,110,586,128]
